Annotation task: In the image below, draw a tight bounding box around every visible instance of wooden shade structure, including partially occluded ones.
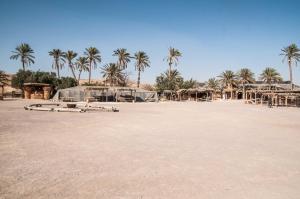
[23,83,52,100]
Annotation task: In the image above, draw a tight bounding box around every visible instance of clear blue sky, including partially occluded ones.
[0,0,300,84]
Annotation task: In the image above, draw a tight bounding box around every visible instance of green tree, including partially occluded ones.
[237,68,255,99]
[155,69,183,92]
[84,47,101,84]
[0,70,9,85]
[56,77,77,89]
[206,78,219,99]
[64,50,78,81]
[11,70,33,90]
[49,49,65,78]
[165,47,182,79]
[134,51,150,88]
[260,67,282,89]
[280,44,300,90]
[76,57,89,85]
[180,79,197,89]
[113,48,131,70]
[218,70,237,99]
[10,43,35,71]
[101,63,124,86]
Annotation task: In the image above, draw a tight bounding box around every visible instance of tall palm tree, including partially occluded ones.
[10,43,35,71]
[64,50,78,81]
[48,49,65,78]
[165,47,182,79]
[113,48,131,70]
[237,68,255,99]
[84,47,101,84]
[206,78,219,100]
[134,51,150,88]
[101,63,124,86]
[218,70,237,99]
[280,44,300,90]
[76,57,89,85]
[260,67,282,89]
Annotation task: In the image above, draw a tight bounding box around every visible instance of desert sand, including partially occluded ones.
[0,99,300,199]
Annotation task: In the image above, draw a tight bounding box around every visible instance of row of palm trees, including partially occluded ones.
[8,43,299,90]
[207,67,283,99]
[10,44,151,87]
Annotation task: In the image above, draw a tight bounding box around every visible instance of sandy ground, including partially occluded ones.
[0,99,300,199]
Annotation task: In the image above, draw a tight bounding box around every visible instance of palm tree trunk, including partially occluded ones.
[137,69,141,88]
[22,60,25,71]
[88,61,92,84]
[168,62,172,80]
[56,59,60,78]
[77,70,82,85]
[288,59,293,90]
[243,84,245,99]
[57,67,60,79]
[69,63,77,82]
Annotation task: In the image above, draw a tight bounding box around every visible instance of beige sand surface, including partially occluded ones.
[0,99,300,199]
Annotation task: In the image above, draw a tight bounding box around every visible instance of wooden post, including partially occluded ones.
[254,92,257,104]
[285,96,288,107]
[196,92,198,102]
[134,90,136,103]
[106,89,108,102]
[0,85,3,100]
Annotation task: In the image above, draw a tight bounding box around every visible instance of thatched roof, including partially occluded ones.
[23,83,51,87]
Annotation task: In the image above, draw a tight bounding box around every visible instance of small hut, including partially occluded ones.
[23,83,52,100]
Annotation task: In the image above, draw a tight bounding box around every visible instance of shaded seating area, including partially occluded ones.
[244,83,300,107]
[23,83,52,100]
[159,88,213,102]
[53,86,158,102]
[159,90,177,101]
[176,88,212,101]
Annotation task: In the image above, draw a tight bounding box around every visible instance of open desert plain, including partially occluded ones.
[1,100,300,199]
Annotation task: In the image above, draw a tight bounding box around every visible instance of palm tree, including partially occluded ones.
[280,44,300,90]
[113,48,131,70]
[165,47,182,79]
[206,78,219,100]
[237,68,255,99]
[101,63,124,86]
[10,43,35,71]
[218,70,237,99]
[48,49,65,78]
[260,67,282,89]
[134,51,150,88]
[76,57,89,85]
[64,50,78,81]
[84,47,101,84]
